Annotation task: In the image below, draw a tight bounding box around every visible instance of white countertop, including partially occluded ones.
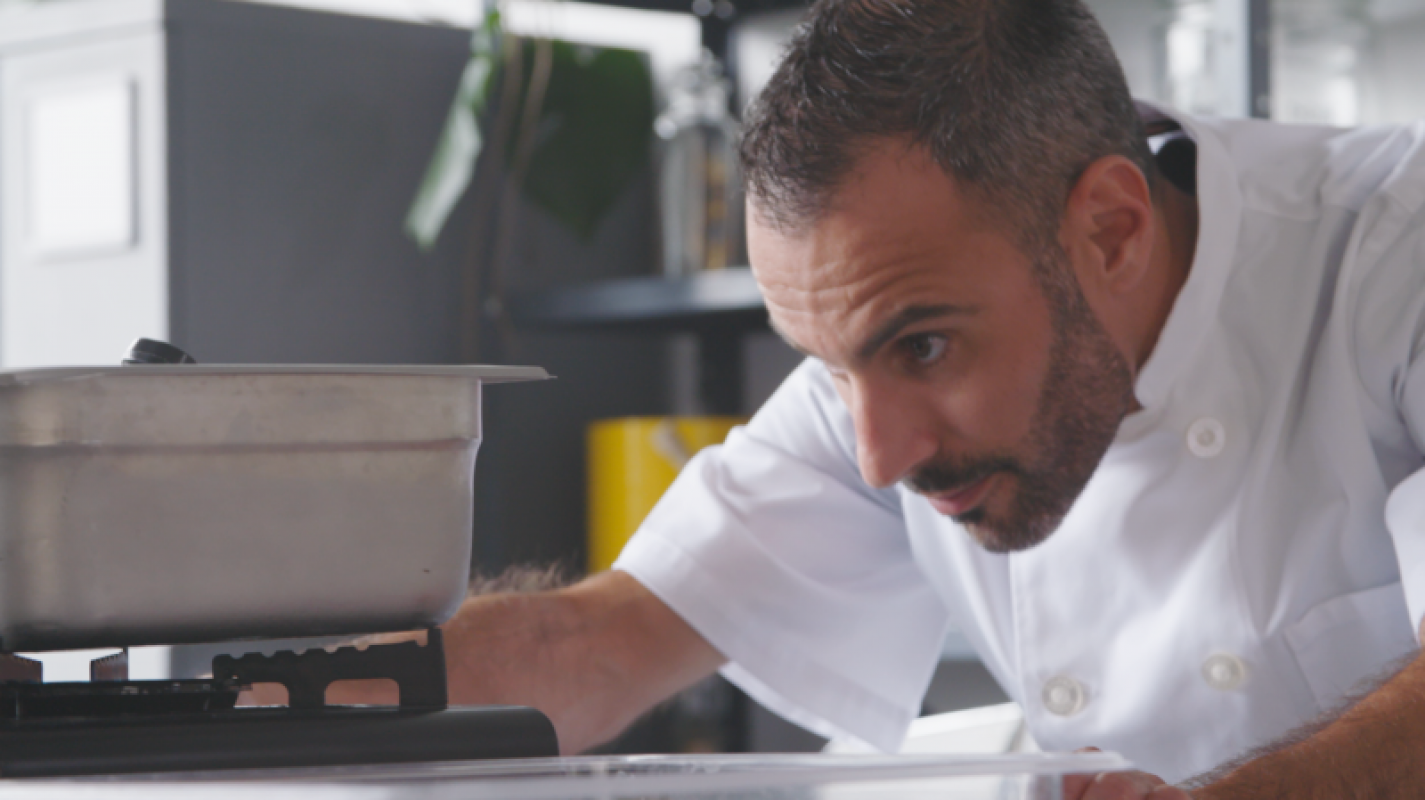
[0,752,1130,799]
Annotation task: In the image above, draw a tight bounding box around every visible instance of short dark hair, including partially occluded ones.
[740,0,1153,250]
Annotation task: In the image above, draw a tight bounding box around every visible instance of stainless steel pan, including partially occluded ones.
[0,364,547,652]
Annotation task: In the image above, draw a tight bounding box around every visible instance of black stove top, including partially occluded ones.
[0,630,558,778]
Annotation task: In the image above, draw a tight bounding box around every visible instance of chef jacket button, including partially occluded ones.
[1042,675,1086,716]
[1202,653,1248,691]
[1186,418,1226,458]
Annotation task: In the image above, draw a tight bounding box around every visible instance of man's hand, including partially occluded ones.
[439,569,726,752]
[1064,749,1191,800]
[242,571,722,752]
[296,570,724,754]
[1068,637,1425,799]
[1064,771,1191,799]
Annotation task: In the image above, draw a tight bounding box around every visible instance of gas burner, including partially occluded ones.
[0,631,557,777]
[212,629,448,710]
[0,679,240,720]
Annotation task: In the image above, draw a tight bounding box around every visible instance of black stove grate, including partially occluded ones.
[0,679,240,720]
[0,628,559,776]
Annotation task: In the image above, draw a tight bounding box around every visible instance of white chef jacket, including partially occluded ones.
[614,108,1425,782]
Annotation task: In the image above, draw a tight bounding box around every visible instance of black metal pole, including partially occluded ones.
[1249,0,1271,118]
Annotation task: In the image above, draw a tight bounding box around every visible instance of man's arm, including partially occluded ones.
[1180,646,1425,799]
[320,570,725,754]
[1067,632,1425,799]
[441,570,726,753]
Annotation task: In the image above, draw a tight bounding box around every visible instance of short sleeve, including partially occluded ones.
[1359,175,1425,635]
[614,359,949,752]
[1382,221,1425,633]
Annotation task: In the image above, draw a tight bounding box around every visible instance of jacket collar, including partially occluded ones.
[1129,104,1244,413]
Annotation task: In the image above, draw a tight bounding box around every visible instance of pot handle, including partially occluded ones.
[121,338,197,365]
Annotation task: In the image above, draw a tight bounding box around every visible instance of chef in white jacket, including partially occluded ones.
[422,0,1425,796]
[618,95,1425,782]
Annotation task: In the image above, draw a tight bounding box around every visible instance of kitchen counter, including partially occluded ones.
[0,752,1128,800]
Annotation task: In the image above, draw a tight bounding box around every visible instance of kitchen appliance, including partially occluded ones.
[656,51,741,277]
[0,340,559,777]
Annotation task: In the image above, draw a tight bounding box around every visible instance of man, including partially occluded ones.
[424,0,1425,796]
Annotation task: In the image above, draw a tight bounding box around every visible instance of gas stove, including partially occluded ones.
[0,630,557,777]
[0,340,557,777]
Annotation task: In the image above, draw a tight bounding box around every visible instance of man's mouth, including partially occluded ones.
[924,474,996,517]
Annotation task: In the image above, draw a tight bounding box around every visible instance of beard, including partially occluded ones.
[904,246,1136,553]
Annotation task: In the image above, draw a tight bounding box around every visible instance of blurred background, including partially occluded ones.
[1,0,1423,755]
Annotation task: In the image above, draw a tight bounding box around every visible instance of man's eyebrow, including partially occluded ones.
[856,304,975,362]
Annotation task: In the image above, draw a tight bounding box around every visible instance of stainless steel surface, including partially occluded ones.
[0,364,548,652]
[1,752,1133,799]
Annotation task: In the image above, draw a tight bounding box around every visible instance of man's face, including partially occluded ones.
[750,143,1136,553]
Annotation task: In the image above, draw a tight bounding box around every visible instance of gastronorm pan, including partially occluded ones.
[0,364,547,652]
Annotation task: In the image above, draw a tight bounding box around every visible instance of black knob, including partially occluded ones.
[122,338,197,365]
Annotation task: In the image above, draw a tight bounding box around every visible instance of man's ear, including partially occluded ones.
[1061,155,1155,297]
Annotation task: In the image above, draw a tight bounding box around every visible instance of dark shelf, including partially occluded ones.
[508,267,768,337]
[509,268,767,415]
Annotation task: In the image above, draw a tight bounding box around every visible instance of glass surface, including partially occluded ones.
[35,752,1133,800]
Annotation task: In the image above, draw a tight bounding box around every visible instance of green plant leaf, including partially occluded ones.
[404,12,502,252]
[508,42,654,240]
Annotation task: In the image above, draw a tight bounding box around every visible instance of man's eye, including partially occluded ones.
[902,334,947,365]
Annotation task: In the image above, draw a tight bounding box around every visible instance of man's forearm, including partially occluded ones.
[439,570,726,754]
[1189,652,1425,799]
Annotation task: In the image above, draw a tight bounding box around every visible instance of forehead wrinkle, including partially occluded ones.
[759,234,972,361]
[761,243,949,314]
[765,310,813,357]
[763,296,874,375]
[763,268,964,369]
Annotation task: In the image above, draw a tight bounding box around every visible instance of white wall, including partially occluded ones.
[1086,0,1170,105]
[238,0,703,92]
[1362,4,1425,124]
[0,15,170,368]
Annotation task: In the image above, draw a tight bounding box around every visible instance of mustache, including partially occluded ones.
[904,455,1022,495]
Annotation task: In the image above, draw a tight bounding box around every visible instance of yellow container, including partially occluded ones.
[587,416,745,574]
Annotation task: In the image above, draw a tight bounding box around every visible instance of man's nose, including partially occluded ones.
[846,376,939,489]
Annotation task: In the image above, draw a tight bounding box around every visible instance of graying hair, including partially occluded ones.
[740,0,1153,251]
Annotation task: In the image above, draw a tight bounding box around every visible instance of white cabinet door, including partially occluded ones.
[1,28,168,368]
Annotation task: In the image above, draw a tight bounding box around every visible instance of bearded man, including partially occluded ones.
[424,0,1425,796]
